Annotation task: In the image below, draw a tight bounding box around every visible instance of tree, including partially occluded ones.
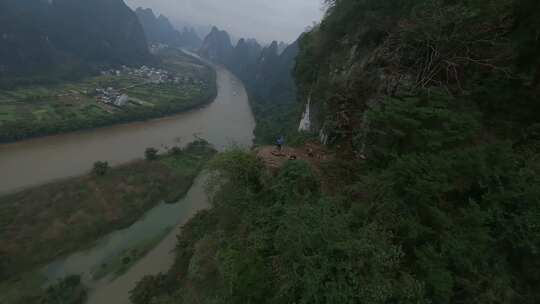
[92,161,109,176]
[130,275,166,304]
[40,275,87,304]
[145,148,159,161]
[170,146,182,156]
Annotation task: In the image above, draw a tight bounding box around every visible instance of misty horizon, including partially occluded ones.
[124,0,324,43]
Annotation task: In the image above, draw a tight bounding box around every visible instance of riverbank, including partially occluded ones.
[0,65,254,194]
[0,140,216,292]
[85,174,212,304]
[0,48,217,143]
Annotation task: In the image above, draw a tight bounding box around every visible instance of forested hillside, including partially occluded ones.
[0,0,152,85]
[132,1,540,303]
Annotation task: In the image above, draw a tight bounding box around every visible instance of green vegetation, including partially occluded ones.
[0,49,217,143]
[145,147,159,161]
[131,0,540,303]
[248,92,310,147]
[0,140,216,285]
[131,151,425,304]
[1,274,87,304]
[0,271,46,304]
[40,275,87,304]
[92,161,110,176]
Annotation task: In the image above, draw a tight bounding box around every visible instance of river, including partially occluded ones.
[0,64,255,194]
[0,63,255,303]
[47,174,211,304]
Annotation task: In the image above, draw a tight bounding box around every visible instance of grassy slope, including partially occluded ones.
[0,141,216,282]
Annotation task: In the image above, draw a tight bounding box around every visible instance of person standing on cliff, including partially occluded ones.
[276,135,285,152]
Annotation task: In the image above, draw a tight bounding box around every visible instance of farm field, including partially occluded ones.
[0,49,217,142]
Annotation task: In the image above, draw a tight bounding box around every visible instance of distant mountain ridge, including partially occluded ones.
[198,26,300,143]
[228,38,262,82]
[198,26,234,63]
[134,7,202,50]
[0,0,152,80]
[198,26,298,103]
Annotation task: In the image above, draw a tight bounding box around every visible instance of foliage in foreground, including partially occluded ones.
[131,144,539,304]
[129,152,422,304]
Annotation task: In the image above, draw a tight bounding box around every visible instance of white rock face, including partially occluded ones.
[319,127,328,145]
[298,97,311,132]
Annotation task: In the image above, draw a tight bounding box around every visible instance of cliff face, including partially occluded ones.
[253,41,280,91]
[50,0,151,64]
[254,40,299,103]
[0,0,152,78]
[179,27,202,49]
[135,7,181,46]
[198,26,233,64]
[228,38,262,83]
[290,1,540,302]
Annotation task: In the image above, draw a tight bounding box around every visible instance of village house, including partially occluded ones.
[114,94,129,107]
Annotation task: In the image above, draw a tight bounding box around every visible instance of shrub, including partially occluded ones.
[41,275,87,304]
[92,161,109,176]
[170,146,182,156]
[274,160,319,202]
[145,148,159,161]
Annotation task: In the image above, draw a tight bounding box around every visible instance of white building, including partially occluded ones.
[114,94,129,107]
[149,73,162,84]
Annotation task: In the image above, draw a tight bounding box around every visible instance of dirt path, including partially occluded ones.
[254,142,332,174]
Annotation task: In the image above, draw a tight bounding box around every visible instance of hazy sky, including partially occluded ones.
[125,0,324,43]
